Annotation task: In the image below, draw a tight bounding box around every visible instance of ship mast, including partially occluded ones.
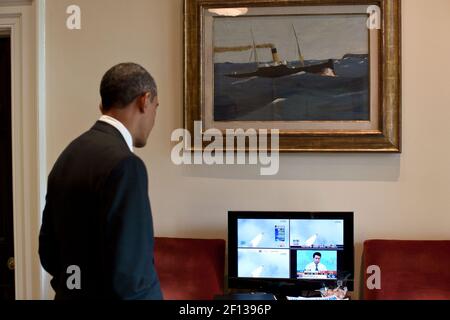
[292,25,305,67]
[250,28,259,66]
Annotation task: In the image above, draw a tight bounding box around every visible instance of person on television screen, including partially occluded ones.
[305,252,327,272]
[39,63,162,300]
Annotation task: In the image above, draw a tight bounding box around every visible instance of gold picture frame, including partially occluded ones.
[184,0,401,152]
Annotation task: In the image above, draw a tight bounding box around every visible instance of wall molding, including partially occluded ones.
[37,0,49,300]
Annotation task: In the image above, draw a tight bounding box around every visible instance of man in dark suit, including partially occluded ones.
[39,63,163,300]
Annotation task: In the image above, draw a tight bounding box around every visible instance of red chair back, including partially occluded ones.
[364,240,450,300]
[154,237,226,300]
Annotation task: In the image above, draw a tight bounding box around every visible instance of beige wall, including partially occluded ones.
[45,0,450,299]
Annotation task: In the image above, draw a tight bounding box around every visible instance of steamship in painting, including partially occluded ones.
[219,27,337,79]
[213,17,370,122]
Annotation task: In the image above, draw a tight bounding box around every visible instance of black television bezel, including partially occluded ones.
[228,211,354,293]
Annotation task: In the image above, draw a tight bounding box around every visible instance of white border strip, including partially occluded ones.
[37,0,49,300]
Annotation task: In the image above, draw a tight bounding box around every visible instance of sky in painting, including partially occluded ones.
[214,14,369,63]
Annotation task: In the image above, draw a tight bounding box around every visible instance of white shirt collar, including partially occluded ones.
[99,115,134,152]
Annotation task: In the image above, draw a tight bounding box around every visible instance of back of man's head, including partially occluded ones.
[100,63,157,111]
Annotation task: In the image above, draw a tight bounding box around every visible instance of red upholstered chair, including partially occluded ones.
[154,237,226,300]
[363,240,450,300]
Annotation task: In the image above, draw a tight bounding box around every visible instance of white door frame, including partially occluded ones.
[0,0,46,300]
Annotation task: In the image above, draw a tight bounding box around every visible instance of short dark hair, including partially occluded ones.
[100,63,157,111]
[313,252,322,258]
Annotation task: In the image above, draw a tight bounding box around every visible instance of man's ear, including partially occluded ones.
[137,93,149,113]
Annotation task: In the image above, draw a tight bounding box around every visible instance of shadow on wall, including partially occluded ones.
[178,154,401,182]
[356,241,366,300]
[157,228,226,240]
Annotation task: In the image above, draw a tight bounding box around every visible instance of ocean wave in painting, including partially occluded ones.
[214,54,370,121]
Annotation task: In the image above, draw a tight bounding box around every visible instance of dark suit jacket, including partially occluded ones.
[39,121,162,300]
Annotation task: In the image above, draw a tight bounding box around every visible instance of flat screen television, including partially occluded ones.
[228,212,354,295]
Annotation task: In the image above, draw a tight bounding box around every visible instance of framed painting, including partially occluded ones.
[184,0,401,152]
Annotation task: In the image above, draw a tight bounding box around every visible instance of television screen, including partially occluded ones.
[228,212,354,293]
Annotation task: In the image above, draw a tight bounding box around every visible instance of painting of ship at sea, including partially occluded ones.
[215,25,338,78]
